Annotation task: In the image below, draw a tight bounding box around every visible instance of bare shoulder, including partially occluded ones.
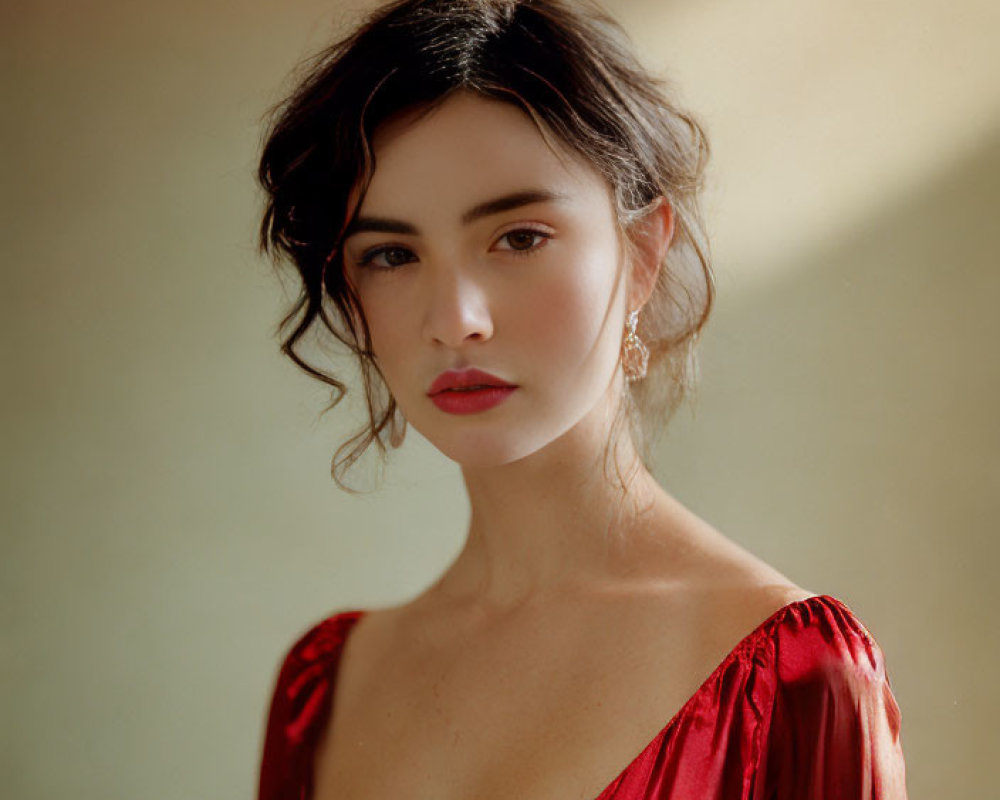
[623,554,816,682]
[628,496,820,656]
[333,598,416,667]
[671,534,817,638]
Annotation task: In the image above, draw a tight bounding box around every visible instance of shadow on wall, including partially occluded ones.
[657,128,1000,799]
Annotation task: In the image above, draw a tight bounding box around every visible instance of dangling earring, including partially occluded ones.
[621,308,649,383]
[388,404,407,449]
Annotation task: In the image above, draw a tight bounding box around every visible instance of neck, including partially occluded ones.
[426,387,680,613]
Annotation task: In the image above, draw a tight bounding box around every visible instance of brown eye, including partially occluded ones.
[381,247,412,266]
[496,228,552,254]
[506,231,537,250]
[358,245,416,270]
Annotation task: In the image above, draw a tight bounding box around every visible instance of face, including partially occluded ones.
[342,90,633,468]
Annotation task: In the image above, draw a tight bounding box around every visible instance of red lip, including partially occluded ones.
[428,368,517,396]
[428,368,519,415]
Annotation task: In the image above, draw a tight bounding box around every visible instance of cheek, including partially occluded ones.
[354,289,410,374]
[524,246,623,369]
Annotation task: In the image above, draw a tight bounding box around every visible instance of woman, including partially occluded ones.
[256,0,908,797]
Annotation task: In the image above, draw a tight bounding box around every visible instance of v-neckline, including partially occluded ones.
[320,594,830,800]
[588,593,829,798]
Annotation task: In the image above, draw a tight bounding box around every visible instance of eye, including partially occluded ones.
[494,228,552,255]
[356,245,416,271]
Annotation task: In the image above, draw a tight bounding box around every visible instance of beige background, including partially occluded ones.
[3,0,998,797]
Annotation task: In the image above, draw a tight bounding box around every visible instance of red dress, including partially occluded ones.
[258,594,908,799]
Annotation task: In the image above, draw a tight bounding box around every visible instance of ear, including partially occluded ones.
[626,197,675,311]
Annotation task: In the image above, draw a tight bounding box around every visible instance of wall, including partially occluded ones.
[3,1,996,797]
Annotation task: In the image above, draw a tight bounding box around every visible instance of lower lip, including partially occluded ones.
[430,386,518,414]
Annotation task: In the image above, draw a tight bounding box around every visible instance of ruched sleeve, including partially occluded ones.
[257,611,364,800]
[760,598,908,799]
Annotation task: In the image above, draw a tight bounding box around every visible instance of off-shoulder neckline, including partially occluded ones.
[314,593,848,800]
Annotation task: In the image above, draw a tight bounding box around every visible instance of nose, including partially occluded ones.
[420,265,494,349]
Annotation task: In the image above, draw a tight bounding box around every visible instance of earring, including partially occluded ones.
[622,309,649,383]
[388,405,407,449]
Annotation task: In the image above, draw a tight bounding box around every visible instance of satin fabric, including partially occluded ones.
[258,594,908,799]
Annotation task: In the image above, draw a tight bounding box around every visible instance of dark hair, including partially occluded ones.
[258,0,713,491]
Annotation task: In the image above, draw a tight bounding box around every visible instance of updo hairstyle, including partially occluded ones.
[257,0,714,490]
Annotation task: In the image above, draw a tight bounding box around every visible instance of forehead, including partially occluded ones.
[357,90,614,219]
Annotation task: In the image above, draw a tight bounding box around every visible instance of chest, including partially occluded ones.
[310,612,716,800]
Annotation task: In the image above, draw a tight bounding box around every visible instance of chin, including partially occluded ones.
[403,412,540,467]
[430,433,544,469]
[402,383,610,469]
[415,410,589,471]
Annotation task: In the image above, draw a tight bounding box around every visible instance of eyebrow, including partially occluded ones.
[343,189,568,238]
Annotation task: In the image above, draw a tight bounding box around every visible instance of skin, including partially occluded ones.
[318,90,813,800]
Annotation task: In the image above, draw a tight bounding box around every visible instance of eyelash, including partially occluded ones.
[355,228,553,271]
